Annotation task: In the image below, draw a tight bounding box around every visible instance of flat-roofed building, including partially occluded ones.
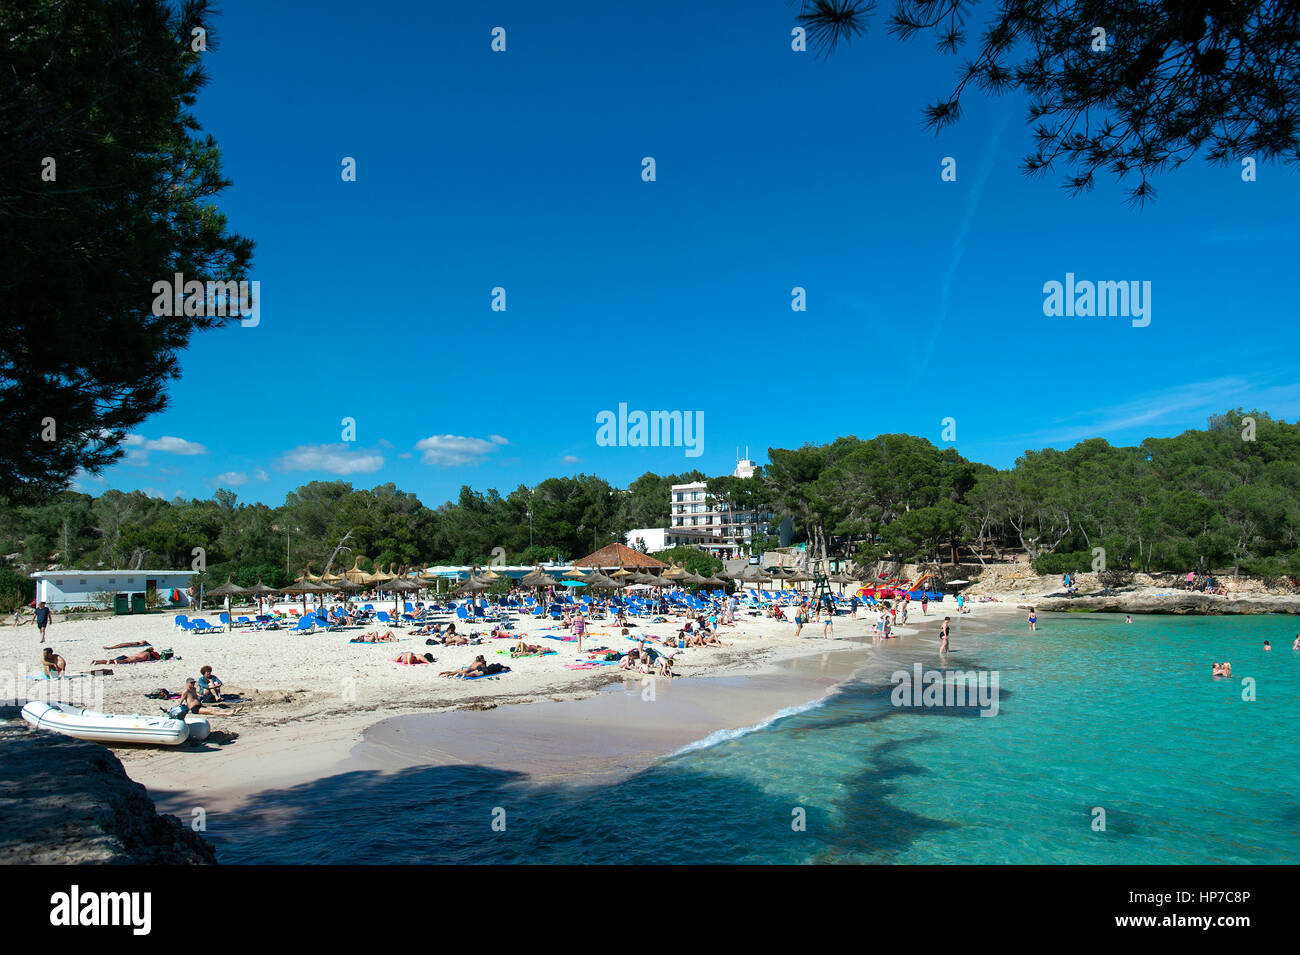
[30,570,197,610]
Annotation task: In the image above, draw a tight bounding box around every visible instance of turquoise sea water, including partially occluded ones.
[209,614,1300,864]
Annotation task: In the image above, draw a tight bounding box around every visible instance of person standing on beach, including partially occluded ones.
[920,595,929,616]
[1027,608,1037,632]
[34,601,52,643]
[940,617,951,654]
[573,610,586,652]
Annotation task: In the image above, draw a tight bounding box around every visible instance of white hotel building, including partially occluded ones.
[664,458,773,558]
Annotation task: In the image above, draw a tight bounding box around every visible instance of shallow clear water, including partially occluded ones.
[209,614,1300,863]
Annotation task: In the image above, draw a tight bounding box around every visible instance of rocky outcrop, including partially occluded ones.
[1033,592,1300,615]
[0,714,216,864]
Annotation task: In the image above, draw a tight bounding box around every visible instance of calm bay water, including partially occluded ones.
[209,614,1300,864]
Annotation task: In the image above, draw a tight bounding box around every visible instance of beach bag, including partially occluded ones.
[159,648,176,660]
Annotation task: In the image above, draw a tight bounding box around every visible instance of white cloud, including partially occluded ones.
[255,469,270,482]
[415,434,509,467]
[215,471,249,486]
[124,434,208,455]
[276,444,384,475]
[562,454,580,464]
[123,449,151,467]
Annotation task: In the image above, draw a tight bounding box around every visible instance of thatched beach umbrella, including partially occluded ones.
[206,577,248,627]
[283,575,340,615]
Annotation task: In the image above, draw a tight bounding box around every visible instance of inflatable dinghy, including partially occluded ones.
[21,700,194,746]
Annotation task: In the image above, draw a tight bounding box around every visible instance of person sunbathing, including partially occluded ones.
[395,651,436,665]
[41,647,66,677]
[442,632,472,646]
[93,648,161,665]
[351,630,398,643]
[103,641,151,649]
[512,640,547,656]
[688,633,730,648]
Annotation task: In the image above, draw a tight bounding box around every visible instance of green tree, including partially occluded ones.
[796,0,1300,203]
[1,0,255,501]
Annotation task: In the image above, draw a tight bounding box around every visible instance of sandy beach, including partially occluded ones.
[2,596,1020,813]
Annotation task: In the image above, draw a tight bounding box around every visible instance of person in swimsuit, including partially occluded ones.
[940,617,951,654]
[1212,662,1232,678]
[618,649,641,671]
[1293,634,1300,651]
[179,678,242,715]
[92,648,161,665]
[1027,608,1037,632]
[41,647,66,677]
[395,651,436,665]
[572,611,586,653]
[513,639,547,656]
[1263,640,1272,651]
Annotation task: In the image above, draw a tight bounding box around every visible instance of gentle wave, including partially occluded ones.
[667,696,830,757]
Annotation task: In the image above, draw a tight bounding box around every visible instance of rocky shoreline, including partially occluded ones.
[1031,590,1300,615]
[0,711,217,865]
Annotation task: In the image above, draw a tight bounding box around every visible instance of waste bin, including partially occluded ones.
[114,593,130,615]
[131,593,146,614]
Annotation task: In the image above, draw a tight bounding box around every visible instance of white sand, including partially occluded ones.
[2,597,1018,800]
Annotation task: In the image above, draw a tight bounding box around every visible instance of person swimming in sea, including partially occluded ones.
[1263,640,1272,651]
[1124,615,1132,624]
[1212,662,1232,677]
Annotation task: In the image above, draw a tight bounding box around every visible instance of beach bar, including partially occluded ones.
[30,569,197,611]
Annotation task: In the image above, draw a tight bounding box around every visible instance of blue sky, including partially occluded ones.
[78,0,1300,507]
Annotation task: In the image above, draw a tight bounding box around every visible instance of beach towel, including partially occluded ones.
[28,672,91,680]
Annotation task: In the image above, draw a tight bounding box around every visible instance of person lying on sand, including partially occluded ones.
[103,641,151,649]
[687,633,730,648]
[41,647,66,677]
[441,632,472,646]
[512,639,549,656]
[351,630,398,643]
[440,655,508,678]
[395,651,436,665]
[179,678,243,715]
[93,648,161,665]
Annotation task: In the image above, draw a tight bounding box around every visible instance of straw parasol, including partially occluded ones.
[206,577,248,626]
[283,574,340,614]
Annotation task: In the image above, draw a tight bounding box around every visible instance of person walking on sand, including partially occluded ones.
[920,595,929,616]
[1027,607,1037,633]
[34,601,52,643]
[940,617,951,654]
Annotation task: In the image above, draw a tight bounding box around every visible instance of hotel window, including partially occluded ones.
[55,579,63,586]
[108,578,116,584]
[80,579,87,585]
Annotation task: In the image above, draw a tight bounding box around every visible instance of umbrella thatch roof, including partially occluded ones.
[584,571,620,589]
[207,577,248,597]
[572,542,668,569]
[454,578,491,593]
[246,579,278,595]
[283,577,340,595]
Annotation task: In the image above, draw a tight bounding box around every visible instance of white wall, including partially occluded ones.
[34,573,195,610]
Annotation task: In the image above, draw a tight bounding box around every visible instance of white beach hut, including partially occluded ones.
[30,569,198,611]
